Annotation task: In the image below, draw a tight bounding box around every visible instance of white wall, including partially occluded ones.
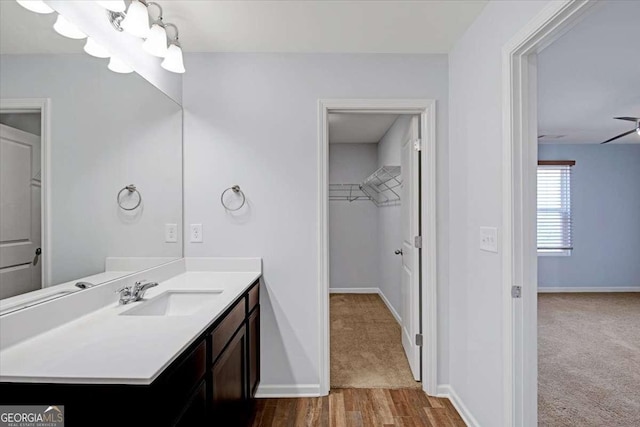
[377,116,413,314]
[329,143,379,289]
[0,54,182,286]
[183,53,449,391]
[448,1,551,425]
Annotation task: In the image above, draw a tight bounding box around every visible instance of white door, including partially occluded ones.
[400,116,421,380]
[0,123,42,299]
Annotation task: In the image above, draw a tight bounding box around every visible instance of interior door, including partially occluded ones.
[400,116,421,381]
[0,123,42,299]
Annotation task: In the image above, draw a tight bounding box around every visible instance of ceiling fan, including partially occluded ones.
[600,117,640,144]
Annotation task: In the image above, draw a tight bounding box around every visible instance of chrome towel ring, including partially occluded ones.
[117,184,142,211]
[221,185,246,211]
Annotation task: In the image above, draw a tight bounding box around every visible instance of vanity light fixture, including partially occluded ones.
[84,37,110,58]
[142,3,168,58]
[16,0,54,14]
[108,56,134,73]
[53,14,87,40]
[121,0,150,38]
[161,24,185,74]
[96,0,126,13]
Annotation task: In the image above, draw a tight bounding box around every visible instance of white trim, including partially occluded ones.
[0,98,52,288]
[254,384,321,398]
[538,286,640,293]
[436,384,479,427]
[318,98,438,397]
[329,287,379,294]
[502,1,598,426]
[377,288,402,324]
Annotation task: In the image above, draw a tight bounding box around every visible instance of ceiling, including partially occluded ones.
[329,113,399,144]
[1,1,487,55]
[537,0,640,145]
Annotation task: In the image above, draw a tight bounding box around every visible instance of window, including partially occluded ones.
[537,160,574,255]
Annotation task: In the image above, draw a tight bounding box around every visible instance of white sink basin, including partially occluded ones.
[120,290,223,316]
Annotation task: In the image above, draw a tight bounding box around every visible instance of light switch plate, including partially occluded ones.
[480,227,498,253]
[190,224,203,243]
[165,224,178,243]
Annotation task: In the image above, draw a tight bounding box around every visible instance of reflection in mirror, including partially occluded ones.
[0,1,182,314]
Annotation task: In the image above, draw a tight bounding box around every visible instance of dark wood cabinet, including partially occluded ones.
[0,279,260,427]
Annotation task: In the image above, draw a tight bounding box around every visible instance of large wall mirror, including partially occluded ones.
[0,2,183,314]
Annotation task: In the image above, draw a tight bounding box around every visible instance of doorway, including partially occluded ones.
[503,0,640,425]
[0,99,50,297]
[318,99,438,396]
[328,113,421,389]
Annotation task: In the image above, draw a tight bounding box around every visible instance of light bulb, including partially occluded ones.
[108,56,133,74]
[636,125,640,136]
[16,0,54,14]
[142,24,168,58]
[84,38,110,58]
[121,0,150,38]
[53,15,87,40]
[161,44,185,74]
[96,1,126,12]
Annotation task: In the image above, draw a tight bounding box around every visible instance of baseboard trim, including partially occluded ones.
[329,287,379,294]
[377,288,402,324]
[538,286,640,293]
[436,384,479,427]
[254,384,321,398]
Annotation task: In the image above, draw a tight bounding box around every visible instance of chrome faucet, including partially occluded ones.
[116,280,159,305]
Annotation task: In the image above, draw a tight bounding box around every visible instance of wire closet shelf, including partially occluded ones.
[329,166,401,207]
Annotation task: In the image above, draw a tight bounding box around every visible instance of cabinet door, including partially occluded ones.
[248,306,260,397]
[174,382,206,427]
[211,325,247,425]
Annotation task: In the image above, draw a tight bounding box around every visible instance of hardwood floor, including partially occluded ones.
[250,388,466,426]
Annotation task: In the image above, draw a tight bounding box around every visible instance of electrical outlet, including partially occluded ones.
[165,224,178,243]
[480,227,498,253]
[190,224,203,243]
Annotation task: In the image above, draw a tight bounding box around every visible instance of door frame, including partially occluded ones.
[0,98,52,287]
[318,99,438,396]
[502,1,598,425]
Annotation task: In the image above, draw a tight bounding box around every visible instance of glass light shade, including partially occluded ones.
[161,44,185,74]
[16,0,54,14]
[96,1,126,12]
[53,15,87,40]
[142,24,168,58]
[108,56,133,74]
[121,0,150,38]
[84,38,110,58]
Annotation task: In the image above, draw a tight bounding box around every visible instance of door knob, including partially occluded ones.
[33,248,42,266]
[394,249,403,256]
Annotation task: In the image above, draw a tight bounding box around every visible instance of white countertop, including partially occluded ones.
[0,270,261,385]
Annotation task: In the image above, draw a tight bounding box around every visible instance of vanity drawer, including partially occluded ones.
[248,282,259,313]
[211,297,246,362]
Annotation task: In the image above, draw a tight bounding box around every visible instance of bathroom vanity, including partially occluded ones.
[0,260,262,427]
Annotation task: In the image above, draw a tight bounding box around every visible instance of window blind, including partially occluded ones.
[537,161,574,254]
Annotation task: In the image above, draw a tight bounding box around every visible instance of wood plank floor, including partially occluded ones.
[250,388,466,426]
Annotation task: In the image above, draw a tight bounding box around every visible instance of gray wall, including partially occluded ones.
[0,113,40,136]
[329,143,379,290]
[538,144,640,288]
[183,53,450,391]
[0,54,182,286]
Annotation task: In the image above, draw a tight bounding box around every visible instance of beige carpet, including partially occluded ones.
[330,293,421,389]
[539,293,640,426]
